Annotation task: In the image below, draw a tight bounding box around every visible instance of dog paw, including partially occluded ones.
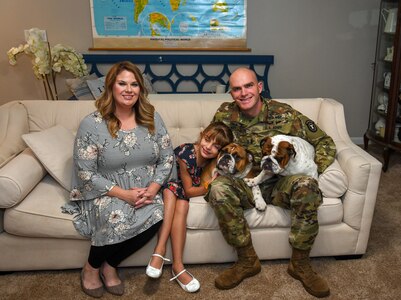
[252,186,267,211]
[254,198,267,211]
[244,178,257,187]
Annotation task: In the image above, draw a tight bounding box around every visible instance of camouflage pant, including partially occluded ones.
[204,174,322,250]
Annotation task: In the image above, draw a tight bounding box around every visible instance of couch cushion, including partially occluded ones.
[187,195,343,230]
[151,95,230,147]
[4,175,84,239]
[22,125,74,191]
[21,100,96,134]
[4,174,343,239]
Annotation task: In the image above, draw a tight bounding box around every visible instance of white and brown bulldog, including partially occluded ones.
[245,134,318,211]
[200,142,268,211]
[259,135,318,179]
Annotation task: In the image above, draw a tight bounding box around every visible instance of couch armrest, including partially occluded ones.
[0,101,29,168]
[0,148,47,208]
[337,143,382,253]
[315,98,382,253]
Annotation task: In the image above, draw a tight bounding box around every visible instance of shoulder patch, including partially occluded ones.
[305,120,317,132]
[219,102,233,111]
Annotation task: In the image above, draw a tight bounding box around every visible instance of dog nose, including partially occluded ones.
[220,155,230,164]
[217,154,231,172]
[261,157,273,171]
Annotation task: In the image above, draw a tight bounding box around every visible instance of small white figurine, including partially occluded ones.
[377,92,389,113]
[384,72,391,89]
[385,46,394,62]
[375,118,386,137]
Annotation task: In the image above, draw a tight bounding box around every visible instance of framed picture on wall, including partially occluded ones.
[89,0,248,51]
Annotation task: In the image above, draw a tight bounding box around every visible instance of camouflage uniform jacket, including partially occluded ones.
[212,97,336,174]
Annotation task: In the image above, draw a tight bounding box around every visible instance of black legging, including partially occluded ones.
[88,221,162,268]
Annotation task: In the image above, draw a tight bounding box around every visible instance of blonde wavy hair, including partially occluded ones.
[95,61,155,138]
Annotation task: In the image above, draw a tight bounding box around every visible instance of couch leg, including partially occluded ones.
[334,254,363,260]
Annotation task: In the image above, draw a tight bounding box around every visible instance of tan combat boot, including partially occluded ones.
[287,248,330,298]
[215,242,261,290]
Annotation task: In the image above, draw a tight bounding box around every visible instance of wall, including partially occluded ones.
[0,0,380,139]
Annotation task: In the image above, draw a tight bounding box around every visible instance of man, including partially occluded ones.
[204,67,336,298]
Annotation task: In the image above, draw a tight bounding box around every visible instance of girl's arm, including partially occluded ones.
[179,158,207,198]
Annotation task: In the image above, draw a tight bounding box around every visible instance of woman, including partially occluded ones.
[67,61,174,298]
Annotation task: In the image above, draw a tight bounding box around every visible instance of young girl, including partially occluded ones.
[145,122,234,292]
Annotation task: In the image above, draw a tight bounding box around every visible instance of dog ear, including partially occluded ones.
[260,137,269,148]
[246,150,254,163]
[287,144,297,158]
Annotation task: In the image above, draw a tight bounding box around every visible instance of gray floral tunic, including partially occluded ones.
[66,111,174,246]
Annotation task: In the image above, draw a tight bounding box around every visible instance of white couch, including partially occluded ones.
[0,94,382,272]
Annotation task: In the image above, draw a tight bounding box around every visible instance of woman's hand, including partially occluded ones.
[107,183,161,209]
[130,188,153,209]
[107,186,149,208]
[143,183,159,200]
[133,182,161,208]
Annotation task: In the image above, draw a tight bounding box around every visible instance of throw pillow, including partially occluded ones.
[22,125,74,191]
[66,74,98,100]
[143,73,157,94]
[87,76,106,100]
[318,159,348,198]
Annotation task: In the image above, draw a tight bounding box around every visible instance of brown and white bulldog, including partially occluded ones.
[215,143,254,178]
[200,142,268,211]
[245,134,318,211]
[200,143,254,186]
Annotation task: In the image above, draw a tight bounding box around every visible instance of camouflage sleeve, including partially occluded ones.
[212,102,232,123]
[212,102,235,131]
[291,113,336,174]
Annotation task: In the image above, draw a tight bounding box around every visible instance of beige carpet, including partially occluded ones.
[1,144,400,300]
